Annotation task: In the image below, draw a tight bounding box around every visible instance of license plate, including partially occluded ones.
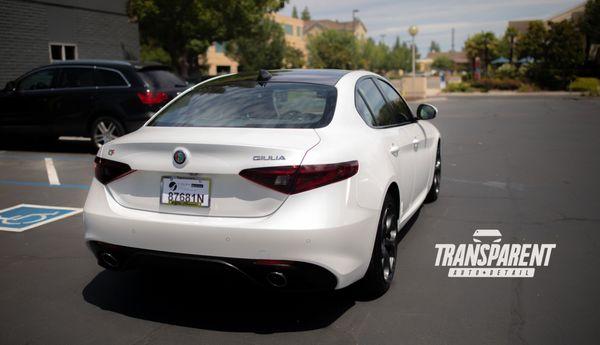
[160,176,210,207]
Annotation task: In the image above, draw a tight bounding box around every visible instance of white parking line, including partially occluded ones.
[426,97,448,102]
[44,158,61,185]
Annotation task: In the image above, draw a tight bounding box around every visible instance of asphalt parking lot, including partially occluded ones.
[0,95,599,345]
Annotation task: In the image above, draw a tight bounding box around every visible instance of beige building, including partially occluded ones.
[508,1,586,34]
[202,13,308,76]
[418,51,469,73]
[272,13,307,61]
[548,2,586,23]
[304,19,367,40]
[201,14,368,76]
[202,42,239,76]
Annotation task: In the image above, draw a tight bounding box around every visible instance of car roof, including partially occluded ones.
[47,60,170,71]
[211,69,351,86]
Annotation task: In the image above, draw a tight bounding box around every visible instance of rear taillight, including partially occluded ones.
[239,161,358,194]
[137,90,169,105]
[94,157,135,184]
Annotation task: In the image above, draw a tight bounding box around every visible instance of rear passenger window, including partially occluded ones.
[138,70,186,89]
[375,79,412,124]
[95,69,128,87]
[355,93,375,126]
[56,68,94,88]
[356,78,401,127]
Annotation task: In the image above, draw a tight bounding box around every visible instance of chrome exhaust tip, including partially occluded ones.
[100,252,120,269]
[266,271,288,288]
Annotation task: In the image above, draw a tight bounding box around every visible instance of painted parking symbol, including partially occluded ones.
[0,204,82,232]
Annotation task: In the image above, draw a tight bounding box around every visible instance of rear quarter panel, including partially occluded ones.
[312,71,397,213]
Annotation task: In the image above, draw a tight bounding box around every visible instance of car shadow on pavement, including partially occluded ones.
[82,268,356,333]
[0,136,97,154]
[82,210,421,334]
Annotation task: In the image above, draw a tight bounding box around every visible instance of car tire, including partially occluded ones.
[90,117,125,149]
[425,142,441,203]
[359,191,399,299]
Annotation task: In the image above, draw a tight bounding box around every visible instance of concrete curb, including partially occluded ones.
[440,91,587,97]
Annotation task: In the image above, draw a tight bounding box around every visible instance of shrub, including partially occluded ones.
[445,82,472,92]
[495,64,517,79]
[569,78,600,96]
[517,83,540,92]
[526,64,569,90]
[471,78,522,91]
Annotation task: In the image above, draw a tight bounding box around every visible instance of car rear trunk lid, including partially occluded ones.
[101,126,320,217]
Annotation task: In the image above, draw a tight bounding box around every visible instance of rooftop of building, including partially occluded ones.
[304,19,367,33]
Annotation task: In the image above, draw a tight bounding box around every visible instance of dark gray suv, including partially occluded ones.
[0,60,188,148]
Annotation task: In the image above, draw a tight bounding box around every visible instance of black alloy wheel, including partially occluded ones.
[425,142,441,202]
[359,192,399,298]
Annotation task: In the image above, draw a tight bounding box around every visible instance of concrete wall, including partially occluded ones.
[0,0,139,86]
[399,77,427,100]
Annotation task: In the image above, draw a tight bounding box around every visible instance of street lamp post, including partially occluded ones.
[408,25,419,80]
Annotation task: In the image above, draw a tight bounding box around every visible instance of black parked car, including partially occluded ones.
[0,60,188,148]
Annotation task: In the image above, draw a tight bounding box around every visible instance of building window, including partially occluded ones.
[282,24,293,35]
[296,26,302,36]
[215,42,225,54]
[216,65,231,75]
[49,43,77,62]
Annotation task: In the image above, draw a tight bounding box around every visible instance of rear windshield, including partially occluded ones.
[148,81,337,128]
[139,69,186,89]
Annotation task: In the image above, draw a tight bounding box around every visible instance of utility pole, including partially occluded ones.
[483,31,488,77]
[409,25,419,79]
[352,9,359,34]
[451,28,455,52]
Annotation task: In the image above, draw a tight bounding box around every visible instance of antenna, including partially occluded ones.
[257,69,272,85]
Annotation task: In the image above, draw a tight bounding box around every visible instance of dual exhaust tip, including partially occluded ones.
[99,252,120,269]
[266,271,288,288]
[99,251,289,288]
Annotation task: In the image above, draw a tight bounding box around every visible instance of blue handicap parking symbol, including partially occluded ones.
[0,204,82,232]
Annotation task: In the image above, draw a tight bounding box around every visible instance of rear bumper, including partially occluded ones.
[83,179,380,289]
[87,241,337,290]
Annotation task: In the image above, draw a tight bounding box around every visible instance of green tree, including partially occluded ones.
[580,0,600,62]
[545,21,585,80]
[527,20,585,89]
[374,41,391,72]
[127,0,286,78]
[432,55,454,70]
[465,31,499,75]
[515,20,547,60]
[301,6,311,20]
[140,43,171,65]
[358,37,376,69]
[388,36,411,72]
[358,38,390,72]
[226,18,286,71]
[283,45,305,68]
[307,29,359,69]
[501,26,519,62]
[291,5,298,18]
[429,40,441,53]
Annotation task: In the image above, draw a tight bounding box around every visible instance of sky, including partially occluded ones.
[282,0,584,55]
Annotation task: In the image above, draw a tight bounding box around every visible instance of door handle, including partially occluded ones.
[412,138,419,151]
[389,144,400,156]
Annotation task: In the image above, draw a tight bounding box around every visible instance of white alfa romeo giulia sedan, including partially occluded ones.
[84,69,441,297]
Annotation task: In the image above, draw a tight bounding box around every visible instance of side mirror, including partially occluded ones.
[417,103,437,120]
[4,81,16,92]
